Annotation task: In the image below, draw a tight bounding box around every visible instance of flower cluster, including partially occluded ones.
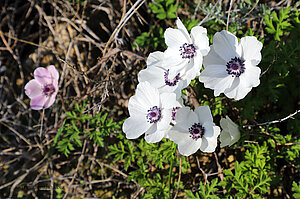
[123,18,255,156]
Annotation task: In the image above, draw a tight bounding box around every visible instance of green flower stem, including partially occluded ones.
[168,143,177,198]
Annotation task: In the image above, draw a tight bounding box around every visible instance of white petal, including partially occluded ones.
[191,26,210,56]
[164,28,189,48]
[202,122,215,138]
[176,18,191,42]
[178,138,201,156]
[200,126,220,152]
[128,94,148,116]
[157,108,172,131]
[169,130,201,156]
[135,81,160,108]
[194,105,213,124]
[200,136,217,153]
[145,130,166,143]
[213,30,241,62]
[163,48,186,68]
[240,36,263,65]
[185,51,202,79]
[173,107,198,132]
[160,92,177,109]
[138,67,165,88]
[146,51,164,67]
[203,45,227,67]
[219,131,231,148]
[220,116,240,147]
[123,115,152,139]
[199,65,235,95]
[240,63,261,88]
[224,77,252,100]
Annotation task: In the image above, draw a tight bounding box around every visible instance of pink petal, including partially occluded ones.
[44,93,57,108]
[52,79,59,93]
[34,67,53,85]
[25,80,43,99]
[30,95,48,110]
[47,65,59,81]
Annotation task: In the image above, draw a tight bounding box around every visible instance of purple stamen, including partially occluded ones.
[189,123,205,140]
[43,84,55,96]
[146,106,161,123]
[226,57,245,77]
[172,107,180,121]
[179,43,196,59]
[164,70,180,86]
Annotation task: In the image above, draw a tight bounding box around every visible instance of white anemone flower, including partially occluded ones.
[219,116,240,148]
[168,106,220,156]
[122,81,177,143]
[138,51,192,99]
[163,18,210,80]
[199,30,263,100]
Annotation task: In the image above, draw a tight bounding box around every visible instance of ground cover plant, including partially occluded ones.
[0,0,299,198]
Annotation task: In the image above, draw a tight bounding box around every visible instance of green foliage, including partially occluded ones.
[55,187,64,199]
[264,7,293,41]
[134,26,166,50]
[149,0,177,20]
[220,143,272,198]
[185,178,220,199]
[292,181,300,199]
[52,101,120,157]
[109,134,190,197]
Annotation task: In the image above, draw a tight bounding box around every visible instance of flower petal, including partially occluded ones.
[44,88,58,108]
[157,108,172,131]
[219,131,231,148]
[128,95,148,116]
[200,136,217,153]
[200,126,220,152]
[194,105,213,124]
[240,62,261,88]
[203,45,227,67]
[123,114,152,139]
[220,116,240,147]
[25,79,43,99]
[145,130,166,143]
[191,26,210,56]
[173,107,198,132]
[30,95,48,110]
[146,51,164,67]
[160,92,177,109]
[164,27,189,49]
[240,36,263,65]
[138,66,165,88]
[34,67,53,85]
[169,130,201,156]
[163,47,186,68]
[224,77,252,100]
[213,30,241,62]
[176,18,191,42]
[135,81,160,108]
[185,52,202,79]
[199,65,235,96]
[47,65,59,81]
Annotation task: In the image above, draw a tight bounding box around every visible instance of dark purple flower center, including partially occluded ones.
[43,84,55,96]
[226,57,245,77]
[172,107,180,121]
[164,70,180,86]
[189,123,205,140]
[146,106,161,123]
[179,43,196,59]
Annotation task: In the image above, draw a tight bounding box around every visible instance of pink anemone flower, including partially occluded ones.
[25,65,59,110]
